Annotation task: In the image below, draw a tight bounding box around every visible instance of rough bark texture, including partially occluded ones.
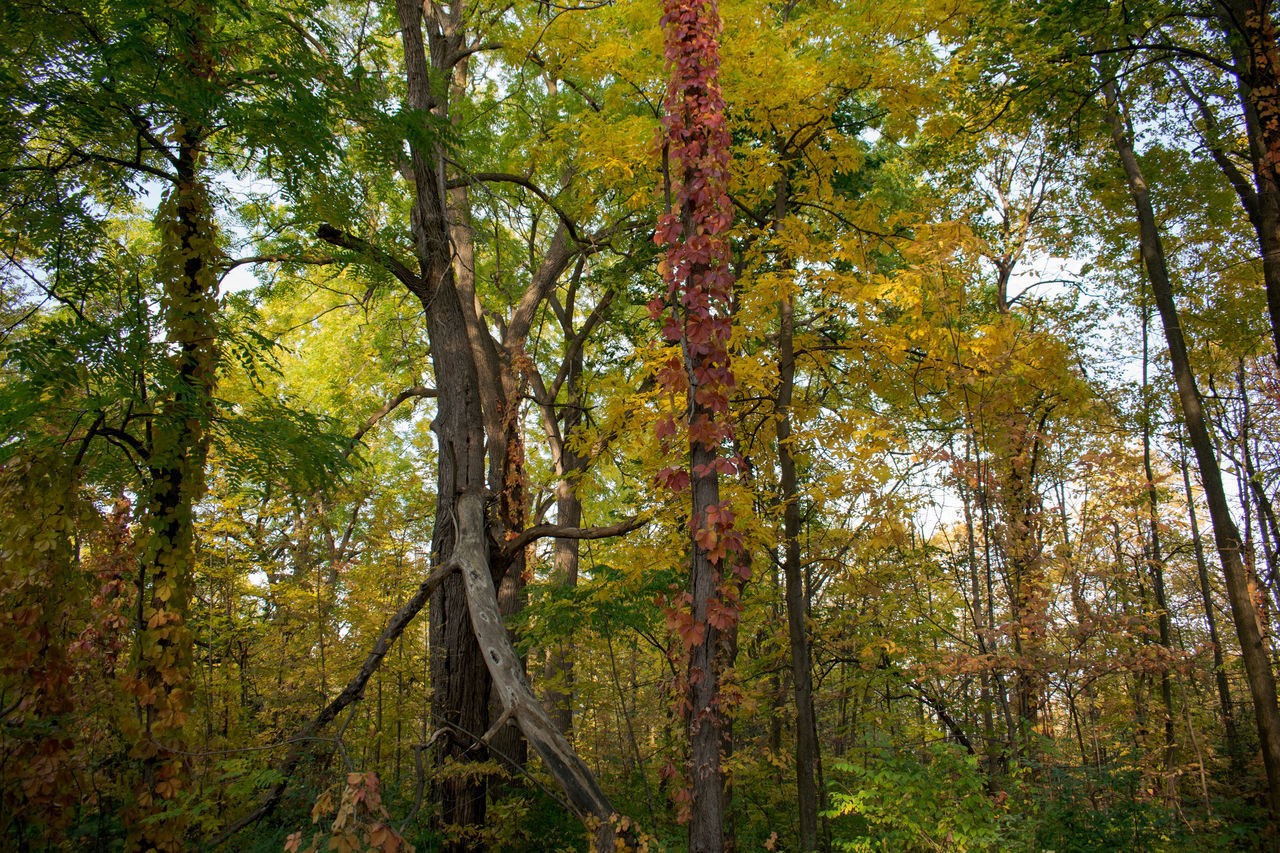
[453,492,629,853]
[1103,74,1280,817]
[392,2,491,844]
[393,3,635,848]
[547,383,584,735]
[688,439,727,853]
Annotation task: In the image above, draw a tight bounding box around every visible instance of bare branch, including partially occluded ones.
[218,253,335,283]
[445,172,584,244]
[207,558,458,847]
[316,224,428,301]
[345,386,437,457]
[502,514,648,557]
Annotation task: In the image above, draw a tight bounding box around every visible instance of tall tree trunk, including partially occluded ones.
[978,460,1018,762]
[390,5,634,850]
[656,0,738,847]
[777,291,820,852]
[129,34,219,843]
[1180,428,1242,767]
[687,451,727,853]
[962,439,999,780]
[999,406,1048,752]
[1140,303,1178,794]
[546,334,586,736]
[392,3,492,841]
[1103,73,1280,817]
[769,154,821,851]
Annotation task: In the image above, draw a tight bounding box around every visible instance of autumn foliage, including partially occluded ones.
[3,0,1280,851]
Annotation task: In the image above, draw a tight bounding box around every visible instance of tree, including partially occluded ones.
[1100,60,1280,818]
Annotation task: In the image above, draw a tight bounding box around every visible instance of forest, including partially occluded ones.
[4,0,1280,850]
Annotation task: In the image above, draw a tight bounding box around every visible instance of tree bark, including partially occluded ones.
[546,339,585,736]
[392,3,634,847]
[130,97,219,853]
[1140,304,1178,793]
[1103,72,1280,817]
[453,492,631,853]
[687,437,727,853]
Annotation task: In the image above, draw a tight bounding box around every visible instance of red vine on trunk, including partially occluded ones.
[654,0,746,840]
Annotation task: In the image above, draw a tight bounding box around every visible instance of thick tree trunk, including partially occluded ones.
[452,492,630,853]
[1103,74,1280,817]
[129,121,219,852]
[393,4,635,848]
[422,256,492,848]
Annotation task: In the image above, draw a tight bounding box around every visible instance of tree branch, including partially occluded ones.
[345,386,437,457]
[502,514,648,557]
[316,224,428,301]
[207,558,458,848]
[218,253,336,281]
[445,172,584,244]
[64,144,176,183]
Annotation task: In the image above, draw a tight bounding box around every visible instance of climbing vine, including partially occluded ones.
[654,0,743,843]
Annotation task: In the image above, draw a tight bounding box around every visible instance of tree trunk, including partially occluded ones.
[393,4,634,849]
[777,292,820,852]
[962,439,1000,780]
[452,493,632,852]
[1103,73,1280,818]
[1140,304,1178,791]
[546,335,586,735]
[129,102,219,851]
[999,407,1048,751]
[1180,428,1242,767]
[686,457,728,853]
[1239,360,1280,609]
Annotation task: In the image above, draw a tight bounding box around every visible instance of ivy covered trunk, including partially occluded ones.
[999,411,1047,748]
[0,458,81,843]
[656,0,741,849]
[127,128,219,852]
